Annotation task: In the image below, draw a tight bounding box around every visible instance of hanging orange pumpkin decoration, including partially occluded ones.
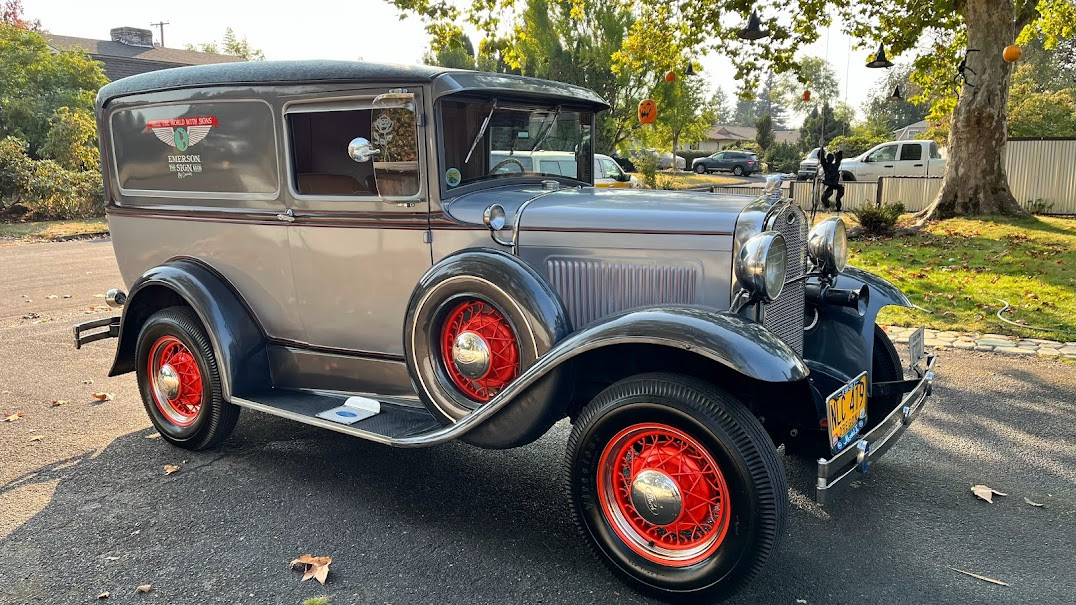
[1003,45,1022,62]
[802,89,812,102]
[664,70,677,83]
[638,99,657,124]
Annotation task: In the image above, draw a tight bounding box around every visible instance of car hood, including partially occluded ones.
[444,184,754,236]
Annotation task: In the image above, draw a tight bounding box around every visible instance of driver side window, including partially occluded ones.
[867,145,897,163]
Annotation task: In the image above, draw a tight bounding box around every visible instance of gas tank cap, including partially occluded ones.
[542,180,560,191]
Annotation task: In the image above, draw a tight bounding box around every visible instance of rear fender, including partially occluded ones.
[109,258,269,399]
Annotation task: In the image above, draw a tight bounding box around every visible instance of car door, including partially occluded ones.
[711,152,727,171]
[862,144,898,181]
[894,142,925,176]
[282,89,431,356]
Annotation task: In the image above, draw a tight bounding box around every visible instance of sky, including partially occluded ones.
[25,0,893,124]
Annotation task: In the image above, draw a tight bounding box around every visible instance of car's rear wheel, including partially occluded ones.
[694,164,707,174]
[565,373,786,599]
[732,165,744,176]
[135,307,239,450]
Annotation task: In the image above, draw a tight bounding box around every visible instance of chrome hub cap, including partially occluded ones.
[156,364,181,400]
[451,331,491,379]
[630,469,682,526]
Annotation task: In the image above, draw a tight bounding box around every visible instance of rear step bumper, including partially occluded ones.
[74,316,120,349]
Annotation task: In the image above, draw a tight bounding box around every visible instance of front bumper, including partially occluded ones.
[815,354,937,504]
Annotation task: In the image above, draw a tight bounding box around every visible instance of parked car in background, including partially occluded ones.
[594,153,640,188]
[692,150,758,176]
[838,140,946,181]
[797,147,820,180]
[659,151,687,170]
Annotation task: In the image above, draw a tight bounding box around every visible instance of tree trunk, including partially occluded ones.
[917,0,1028,221]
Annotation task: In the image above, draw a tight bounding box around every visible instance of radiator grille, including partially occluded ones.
[546,258,698,328]
[764,203,807,354]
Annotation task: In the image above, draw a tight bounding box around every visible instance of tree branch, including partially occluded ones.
[1015,0,1041,30]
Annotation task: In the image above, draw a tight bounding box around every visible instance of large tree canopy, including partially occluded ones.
[391,0,1076,217]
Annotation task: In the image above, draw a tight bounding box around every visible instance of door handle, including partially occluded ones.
[276,208,296,223]
[913,163,924,167]
[883,164,894,168]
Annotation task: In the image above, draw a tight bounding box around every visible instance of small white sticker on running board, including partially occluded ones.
[316,396,381,425]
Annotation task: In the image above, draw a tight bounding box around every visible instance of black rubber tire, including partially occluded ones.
[867,325,904,426]
[841,171,856,182]
[135,306,239,450]
[694,164,707,174]
[732,165,744,176]
[564,373,787,600]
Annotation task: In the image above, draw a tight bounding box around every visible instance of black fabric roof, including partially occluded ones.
[96,60,609,111]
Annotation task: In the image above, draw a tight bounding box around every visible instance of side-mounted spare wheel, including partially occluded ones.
[135,306,240,450]
[565,373,787,599]
[403,249,572,448]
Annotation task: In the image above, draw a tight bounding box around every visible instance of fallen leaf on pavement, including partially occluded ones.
[51,400,66,407]
[3,412,24,422]
[163,464,180,475]
[971,485,1007,503]
[97,591,110,599]
[29,435,43,442]
[81,379,94,384]
[1023,497,1045,508]
[290,554,332,584]
[91,392,113,402]
[47,294,58,299]
[63,294,72,298]
[949,567,1009,586]
[144,433,161,439]
[104,556,120,561]
[136,584,152,593]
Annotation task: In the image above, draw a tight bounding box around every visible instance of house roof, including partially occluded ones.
[704,124,799,145]
[45,34,243,81]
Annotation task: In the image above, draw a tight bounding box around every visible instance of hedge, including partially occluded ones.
[0,136,104,220]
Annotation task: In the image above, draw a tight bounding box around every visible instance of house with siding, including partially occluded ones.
[45,27,242,82]
[690,124,799,152]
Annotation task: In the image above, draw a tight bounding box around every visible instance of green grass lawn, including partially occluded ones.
[847,215,1076,342]
[630,171,742,190]
[0,217,108,241]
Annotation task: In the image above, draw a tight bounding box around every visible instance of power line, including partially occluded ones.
[150,21,169,47]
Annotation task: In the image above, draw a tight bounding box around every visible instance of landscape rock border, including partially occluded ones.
[883,325,1076,360]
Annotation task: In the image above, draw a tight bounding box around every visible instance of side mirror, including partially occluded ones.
[617,172,631,182]
[348,137,381,163]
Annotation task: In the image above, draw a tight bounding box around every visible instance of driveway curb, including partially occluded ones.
[882,325,1076,360]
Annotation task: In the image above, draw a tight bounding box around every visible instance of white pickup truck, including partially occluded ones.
[838,140,946,182]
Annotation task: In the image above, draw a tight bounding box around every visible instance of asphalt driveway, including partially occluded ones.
[1,239,1074,604]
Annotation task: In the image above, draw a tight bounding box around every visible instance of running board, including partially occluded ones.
[231,390,443,446]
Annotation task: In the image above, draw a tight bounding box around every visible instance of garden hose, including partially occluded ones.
[994,298,1076,336]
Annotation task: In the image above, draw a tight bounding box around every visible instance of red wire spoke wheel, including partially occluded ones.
[597,423,732,567]
[439,299,520,402]
[147,335,204,427]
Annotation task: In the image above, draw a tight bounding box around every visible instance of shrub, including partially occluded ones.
[1026,198,1054,215]
[764,142,801,174]
[852,202,905,236]
[634,152,658,189]
[678,150,712,164]
[827,133,889,157]
[0,135,104,220]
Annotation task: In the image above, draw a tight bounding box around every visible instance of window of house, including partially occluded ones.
[287,102,419,198]
[900,143,922,161]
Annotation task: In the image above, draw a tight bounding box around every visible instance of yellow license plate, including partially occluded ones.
[826,372,868,453]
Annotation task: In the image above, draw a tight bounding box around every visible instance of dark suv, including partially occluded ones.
[692,150,758,176]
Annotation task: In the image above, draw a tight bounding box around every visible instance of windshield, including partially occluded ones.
[440,98,593,190]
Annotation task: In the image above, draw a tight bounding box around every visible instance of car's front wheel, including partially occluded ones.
[135,307,239,449]
[565,373,786,599]
[694,164,707,174]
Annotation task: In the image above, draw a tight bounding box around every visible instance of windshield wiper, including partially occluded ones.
[464,99,498,164]
[529,105,562,152]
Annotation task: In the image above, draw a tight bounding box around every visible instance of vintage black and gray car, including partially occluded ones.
[75,60,936,599]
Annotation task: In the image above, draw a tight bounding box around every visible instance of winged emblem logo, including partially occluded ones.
[145,116,218,152]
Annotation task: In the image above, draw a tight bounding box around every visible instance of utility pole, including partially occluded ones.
[150,21,169,47]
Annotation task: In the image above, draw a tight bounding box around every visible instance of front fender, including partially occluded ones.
[108,258,269,399]
[804,265,913,386]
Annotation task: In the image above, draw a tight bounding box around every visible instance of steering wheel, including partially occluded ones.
[490,157,526,174]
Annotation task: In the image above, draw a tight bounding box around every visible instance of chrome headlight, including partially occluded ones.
[808,217,848,275]
[736,231,787,303]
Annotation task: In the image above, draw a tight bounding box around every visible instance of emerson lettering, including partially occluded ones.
[167,154,201,163]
